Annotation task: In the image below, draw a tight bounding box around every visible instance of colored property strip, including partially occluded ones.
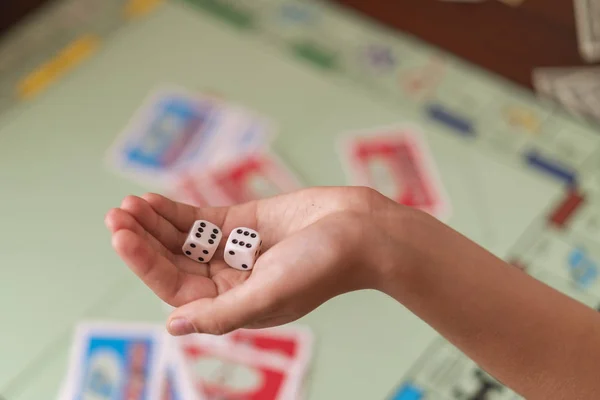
[524,150,578,187]
[16,35,100,100]
[14,0,164,102]
[124,0,165,19]
[548,189,586,228]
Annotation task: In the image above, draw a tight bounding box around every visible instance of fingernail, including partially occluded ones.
[168,317,196,335]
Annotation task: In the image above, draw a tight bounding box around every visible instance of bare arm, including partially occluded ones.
[106,186,600,399]
[379,209,600,399]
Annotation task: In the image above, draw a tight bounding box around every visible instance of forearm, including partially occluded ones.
[378,208,600,399]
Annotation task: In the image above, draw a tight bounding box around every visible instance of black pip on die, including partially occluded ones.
[224,227,262,270]
[182,220,222,263]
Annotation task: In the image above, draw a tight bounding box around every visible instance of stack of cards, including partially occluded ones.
[575,0,600,63]
[57,321,314,399]
[337,125,451,221]
[107,85,451,218]
[106,85,304,207]
[166,151,305,208]
[532,66,600,122]
[533,1,600,118]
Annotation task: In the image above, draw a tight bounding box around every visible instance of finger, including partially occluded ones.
[166,277,273,336]
[242,314,299,330]
[167,212,366,335]
[105,207,172,258]
[120,195,186,253]
[143,193,267,250]
[112,229,218,305]
[142,193,228,233]
[107,206,213,277]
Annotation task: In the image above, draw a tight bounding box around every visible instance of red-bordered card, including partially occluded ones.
[224,325,314,395]
[338,125,451,220]
[177,333,305,400]
[204,152,304,205]
[165,170,222,208]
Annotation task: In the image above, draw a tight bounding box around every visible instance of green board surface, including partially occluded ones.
[1,0,599,399]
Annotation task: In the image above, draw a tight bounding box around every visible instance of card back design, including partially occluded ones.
[107,85,276,191]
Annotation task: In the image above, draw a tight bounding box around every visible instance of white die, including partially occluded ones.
[224,227,262,271]
[182,220,222,263]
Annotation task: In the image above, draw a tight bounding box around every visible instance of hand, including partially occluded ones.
[104,186,410,336]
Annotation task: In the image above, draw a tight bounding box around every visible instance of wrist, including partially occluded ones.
[371,203,433,297]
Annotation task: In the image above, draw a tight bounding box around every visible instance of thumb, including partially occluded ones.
[166,280,274,336]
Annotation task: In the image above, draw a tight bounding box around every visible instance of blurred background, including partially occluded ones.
[1,0,599,399]
[0,0,592,88]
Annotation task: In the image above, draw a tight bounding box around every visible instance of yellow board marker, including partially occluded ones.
[17,62,58,101]
[17,35,100,100]
[502,106,541,134]
[124,0,164,19]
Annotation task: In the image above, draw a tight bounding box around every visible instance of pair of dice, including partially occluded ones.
[182,220,262,271]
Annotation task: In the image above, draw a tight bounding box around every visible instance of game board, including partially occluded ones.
[0,0,599,399]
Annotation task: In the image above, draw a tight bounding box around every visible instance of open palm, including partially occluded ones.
[105,186,392,335]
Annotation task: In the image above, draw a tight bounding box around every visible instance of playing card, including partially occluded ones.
[106,86,222,187]
[532,67,600,119]
[224,326,314,397]
[558,87,600,121]
[532,68,559,99]
[338,125,451,220]
[164,170,224,208]
[581,85,600,120]
[163,336,203,400]
[208,103,276,166]
[226,326,314,364]
[555,77,598,117]
[574,0,600,62]
[177,333,305,400]
[56,377,69,400]
[531,67,582,99]
[60,321,169,400]
[106,85,274,189]
[200,151,304,205]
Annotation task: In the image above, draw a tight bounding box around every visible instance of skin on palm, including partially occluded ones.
[104,186,399,334]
